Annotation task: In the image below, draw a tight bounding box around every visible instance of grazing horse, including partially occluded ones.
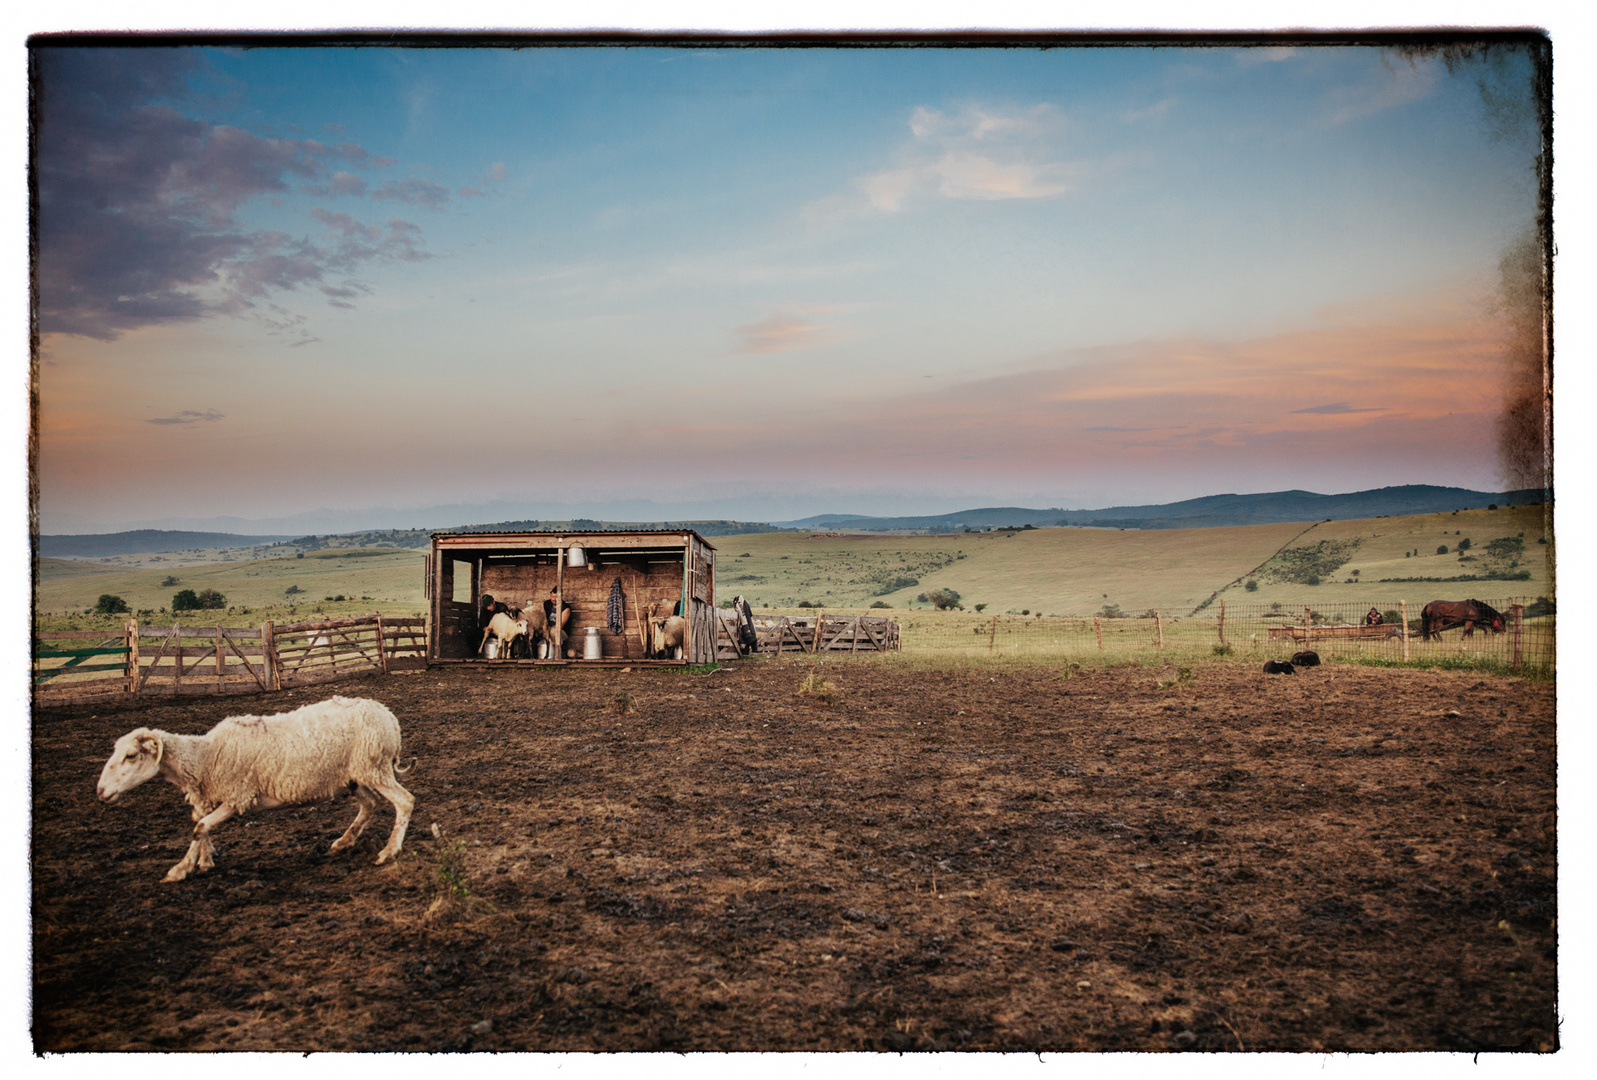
[1420,599,1506,641]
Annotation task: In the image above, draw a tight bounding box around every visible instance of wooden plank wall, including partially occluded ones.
[480,554,686,661]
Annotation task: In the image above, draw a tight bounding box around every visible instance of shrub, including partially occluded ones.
[869,600,890,609]
[171,589,200,611]
[1458,538,1471,552]
[973,603,987,613]
[916,588,963,611]
[94,594,129,614]
[1099,603,1123,619]
[1383,610,1402,625]
[796,672,838,706]
[1305,574,1320,586]
[160,575,179,587]
[1212,643,1233,656]
[284,585,303,596]
[1020,609,1029,616]
[1436,545,1449,555]
[1244,579,1258,592]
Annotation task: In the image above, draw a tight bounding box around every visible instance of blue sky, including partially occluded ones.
[32,37,1546,532]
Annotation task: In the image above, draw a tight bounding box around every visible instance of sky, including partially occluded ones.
[30,34,1549,533]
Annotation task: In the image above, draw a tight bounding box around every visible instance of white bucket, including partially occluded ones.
[583,626,603,660]
[567,544,587,568]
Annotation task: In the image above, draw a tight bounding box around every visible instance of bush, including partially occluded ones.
[1244,579,1258,592]
[974,603,987,613]
[94,594,129,614]
[869,600,890,609]
[160,575,179,587]
[1436,545,1449,555]
[1458,538,1471,552]
[284,585,303,596]
[171,589,200,611]
[915,588,963,611]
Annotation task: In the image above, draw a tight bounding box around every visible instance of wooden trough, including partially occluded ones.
[426,530,718,666]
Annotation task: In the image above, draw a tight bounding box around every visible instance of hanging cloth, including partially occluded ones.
[607,577,626,635]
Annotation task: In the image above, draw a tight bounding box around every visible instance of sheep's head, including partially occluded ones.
[97,728,163,803]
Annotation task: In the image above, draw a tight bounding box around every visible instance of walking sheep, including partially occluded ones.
[95,696,414,883]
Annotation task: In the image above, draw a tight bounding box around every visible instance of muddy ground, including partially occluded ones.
[32,656,1557,1053]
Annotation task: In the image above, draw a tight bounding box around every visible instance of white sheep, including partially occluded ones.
[479,611,531,659]
[95,695,414,883]
[649,614,688,660]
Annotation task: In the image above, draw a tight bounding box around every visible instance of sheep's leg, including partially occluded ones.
[164,804,237,882]
[331,785,380,852]
[367,774,415,865]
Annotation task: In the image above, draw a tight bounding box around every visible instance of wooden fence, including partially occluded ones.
[32,615,427,707]
[716,612,901,659]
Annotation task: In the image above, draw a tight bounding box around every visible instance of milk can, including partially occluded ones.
[583,626,603,660]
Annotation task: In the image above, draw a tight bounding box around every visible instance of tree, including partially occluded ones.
[915,588,962,611]
[1437,544,1449,555]
[197,589,226,609]
[1244,579,1258,592]
[94,594,129,614]
[171,589,200,611]
[160,575,179,587]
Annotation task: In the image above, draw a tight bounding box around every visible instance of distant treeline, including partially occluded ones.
[443,519,794,537]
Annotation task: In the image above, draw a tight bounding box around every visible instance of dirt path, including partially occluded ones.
[32,657,1556,1052]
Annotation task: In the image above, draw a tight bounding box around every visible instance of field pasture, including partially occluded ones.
[36,507,1551,629]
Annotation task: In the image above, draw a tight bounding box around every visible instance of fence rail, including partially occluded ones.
[715,612,902,659]
[32,614,428,706]
[894,597,1554,673]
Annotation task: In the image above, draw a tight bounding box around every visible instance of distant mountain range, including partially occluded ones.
[37,529,297,558]
[775,485,1547,533]
[38,485,1548,557]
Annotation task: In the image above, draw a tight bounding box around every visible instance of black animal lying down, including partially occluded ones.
[1291,650,1321,667]
[1262,660,1296,675]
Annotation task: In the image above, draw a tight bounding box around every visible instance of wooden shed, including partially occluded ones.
[425,530,718,666]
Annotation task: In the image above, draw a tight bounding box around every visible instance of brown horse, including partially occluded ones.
[1420,599,1506,641]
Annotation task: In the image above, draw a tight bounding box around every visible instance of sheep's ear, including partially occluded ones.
[136,733,162,764]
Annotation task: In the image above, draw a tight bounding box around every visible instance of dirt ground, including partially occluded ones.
[31,655,1557,1053]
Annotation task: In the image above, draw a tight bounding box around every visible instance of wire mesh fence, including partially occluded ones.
[884,596,1554,674]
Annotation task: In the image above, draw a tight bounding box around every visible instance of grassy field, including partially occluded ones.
[34,505,1552,633]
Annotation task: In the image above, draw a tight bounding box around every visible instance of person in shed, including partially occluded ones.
[544,588,576,657]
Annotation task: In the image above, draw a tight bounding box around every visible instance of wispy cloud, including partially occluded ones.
[811,102,1077,219]
[734,308,838,354]
[1291,402,1382,415]
[371,177,451,210]
[146,409,224,426]
[1324,57,1438,125]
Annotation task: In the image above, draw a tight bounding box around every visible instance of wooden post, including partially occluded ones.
[375,613,389,674]
[1303,607,1312,646]
[173,623,183,689]
[262,621,280,691]
[1095,615,1103,652]
[1155,611,1164,649]
[1218,600,1226,646]
[215,626,225,689]
[1399,600,1410,662]
[681,538,692,662]
[988,613,998,651]
[124,619,139,694]
[1510,604,1525,670]
[814,611,825,654]
[555,547,565,659]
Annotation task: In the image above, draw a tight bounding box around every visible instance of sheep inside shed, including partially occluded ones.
[480,611,532,659]
[95,695,414,883]
[648,614,688,660]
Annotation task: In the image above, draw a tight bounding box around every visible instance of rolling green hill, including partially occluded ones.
[34,506,1553,627]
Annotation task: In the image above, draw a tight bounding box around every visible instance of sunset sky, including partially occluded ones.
[31,36,1546,533]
